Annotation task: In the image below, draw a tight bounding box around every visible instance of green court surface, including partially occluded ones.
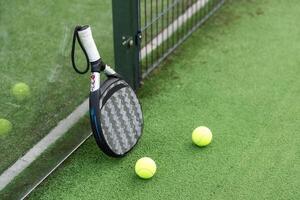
[30,0,299,199]
[0,0,113,173]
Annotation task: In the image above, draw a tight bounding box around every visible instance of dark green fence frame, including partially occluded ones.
[112,0,141,90]
[113,0,225,90]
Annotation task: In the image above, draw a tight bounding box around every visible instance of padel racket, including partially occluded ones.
[71,25,143,157]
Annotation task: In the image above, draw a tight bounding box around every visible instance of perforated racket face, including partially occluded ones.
[99,79,143,156]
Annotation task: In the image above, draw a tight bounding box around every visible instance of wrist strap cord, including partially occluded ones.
[71,26,90,74]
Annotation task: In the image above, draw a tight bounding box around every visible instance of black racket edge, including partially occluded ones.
[90,77,144,157]
[89,77,122,157]
[92,78,144,157]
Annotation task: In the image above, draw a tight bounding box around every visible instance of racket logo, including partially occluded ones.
[91,74,95,91]
[90,73,100,92]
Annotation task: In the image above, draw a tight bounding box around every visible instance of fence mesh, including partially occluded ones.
[139,0,225,78]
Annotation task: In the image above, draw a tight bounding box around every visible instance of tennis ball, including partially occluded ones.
[192,126,213,147]
[0,118,12,137]
[12,82,31,101]
[135,157,157,179]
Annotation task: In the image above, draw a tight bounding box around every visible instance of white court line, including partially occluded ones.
[0,99,89,190]
[0,0,208,192]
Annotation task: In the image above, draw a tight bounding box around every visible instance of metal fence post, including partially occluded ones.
[112,0,141,90]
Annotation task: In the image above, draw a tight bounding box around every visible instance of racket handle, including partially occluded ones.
[77,25,100,62]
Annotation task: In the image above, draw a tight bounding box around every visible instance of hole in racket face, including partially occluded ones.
[99,80,143,156]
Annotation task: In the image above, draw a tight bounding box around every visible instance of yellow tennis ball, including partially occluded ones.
[135,157,157,179]
[12,82,31,101]
[0,118,12,137]
[192,126,213,147]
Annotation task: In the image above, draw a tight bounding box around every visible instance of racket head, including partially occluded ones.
[91,77,143,157]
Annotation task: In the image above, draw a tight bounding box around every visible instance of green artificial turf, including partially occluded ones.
[30,0,300,199]
[0,0,113,173]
